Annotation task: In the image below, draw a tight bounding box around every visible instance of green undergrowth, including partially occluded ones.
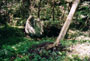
[0,26,89,61]
[0,36,86,61]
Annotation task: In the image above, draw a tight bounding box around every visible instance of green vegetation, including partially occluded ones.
[0,0,90,61]
[0,26,89,61]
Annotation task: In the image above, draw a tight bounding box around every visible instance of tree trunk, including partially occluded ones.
[25,15,44,37]
[25,15,36,34]
[52,0,55,21]
[38,0,41,18]
[29,0,31,14]
[47,0,80,49]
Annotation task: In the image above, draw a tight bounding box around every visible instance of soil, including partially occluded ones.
[67,42,90,59]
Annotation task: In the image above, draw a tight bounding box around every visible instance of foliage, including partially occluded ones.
[71,1,90,31]
[0,0,90,61]
[0,27,87,61]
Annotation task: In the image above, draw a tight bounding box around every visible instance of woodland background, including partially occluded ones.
[0,0,90,61]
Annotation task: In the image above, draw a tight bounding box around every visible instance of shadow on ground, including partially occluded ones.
[0,26,25,48]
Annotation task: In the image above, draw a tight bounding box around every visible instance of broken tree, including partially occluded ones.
[25,15,44,37]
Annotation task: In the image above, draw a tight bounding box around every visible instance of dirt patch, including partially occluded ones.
[67,42,90,59]
[75,36,90,41]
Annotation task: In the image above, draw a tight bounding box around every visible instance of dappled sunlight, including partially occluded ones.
[0,0,90,60]
[67,42,90,59]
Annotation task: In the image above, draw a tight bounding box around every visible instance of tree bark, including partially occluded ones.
[38,0,41,18]
[47,0,80,49]
[25,15,44,37]
[25,15,36,34]
[52,0,55,21]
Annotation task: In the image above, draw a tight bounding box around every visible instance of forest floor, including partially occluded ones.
[67,42,90,59]
[67,29,90,59]
[0,26,90,61]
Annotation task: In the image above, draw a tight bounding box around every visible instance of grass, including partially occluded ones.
[0,26,89,61]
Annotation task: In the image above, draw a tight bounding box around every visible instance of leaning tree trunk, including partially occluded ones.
[47,0,80,49]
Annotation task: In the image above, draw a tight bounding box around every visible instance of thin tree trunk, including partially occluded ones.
[52,0,55,21]
[47,0,80,49]
[29,0,31,14]
[38,0,41,18]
